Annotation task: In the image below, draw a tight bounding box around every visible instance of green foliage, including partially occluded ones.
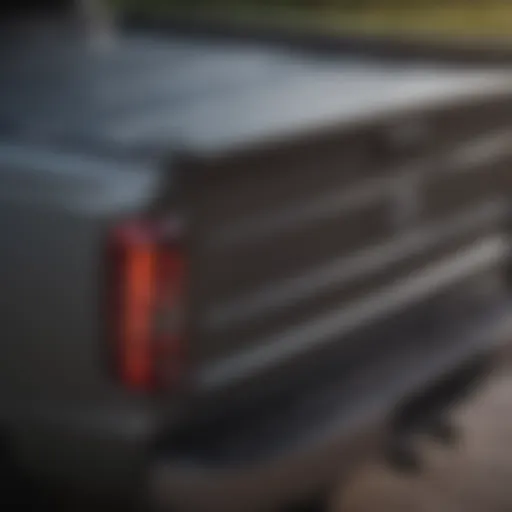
[115,0,501,8]
[112,0,512,38]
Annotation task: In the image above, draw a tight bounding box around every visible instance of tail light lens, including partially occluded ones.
[109,218,186,392]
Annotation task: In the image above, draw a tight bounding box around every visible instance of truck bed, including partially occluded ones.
[2,17,512,159]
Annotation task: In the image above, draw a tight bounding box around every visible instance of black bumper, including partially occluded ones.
[148,300,512,512]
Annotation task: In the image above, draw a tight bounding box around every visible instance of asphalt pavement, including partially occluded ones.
[336,366,512,512]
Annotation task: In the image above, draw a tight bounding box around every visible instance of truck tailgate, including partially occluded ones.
[184,94,512,395]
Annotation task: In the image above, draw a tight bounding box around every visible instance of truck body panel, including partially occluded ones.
[2,10,512,508]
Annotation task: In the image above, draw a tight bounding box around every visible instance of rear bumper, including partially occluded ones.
[5,300,511,510]
[151,418,381,512]
[149,302,512,512]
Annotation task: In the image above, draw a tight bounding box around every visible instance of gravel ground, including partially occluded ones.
[335,368,512,512]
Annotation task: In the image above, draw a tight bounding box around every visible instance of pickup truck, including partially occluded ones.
[2,3,512,511]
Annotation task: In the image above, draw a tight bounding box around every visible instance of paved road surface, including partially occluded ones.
[336,367,512,512]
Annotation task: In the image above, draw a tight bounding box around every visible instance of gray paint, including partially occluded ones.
[2,18,512,158]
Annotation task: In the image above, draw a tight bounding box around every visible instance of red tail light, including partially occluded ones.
[109,218,185,392]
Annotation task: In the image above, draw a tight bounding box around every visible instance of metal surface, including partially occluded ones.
[190,113,512,380]
[1,19,512,158]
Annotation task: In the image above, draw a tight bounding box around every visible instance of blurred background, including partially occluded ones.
[113,0,512,39]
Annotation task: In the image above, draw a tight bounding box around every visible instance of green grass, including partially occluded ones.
[113,1,512,39]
